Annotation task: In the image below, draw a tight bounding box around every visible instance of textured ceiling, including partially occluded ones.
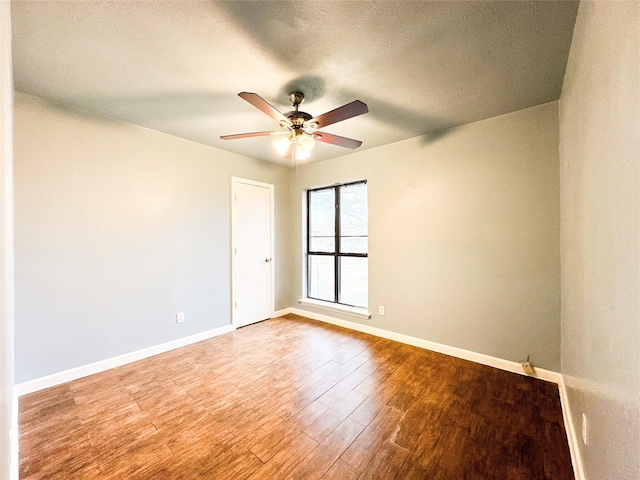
[11,1,578,166]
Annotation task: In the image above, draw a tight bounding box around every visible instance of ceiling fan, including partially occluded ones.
[220,91,368,163]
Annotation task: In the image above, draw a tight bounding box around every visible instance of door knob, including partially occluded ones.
[265,258,272,263]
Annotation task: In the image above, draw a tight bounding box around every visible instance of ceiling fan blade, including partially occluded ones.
[220,131,285,140]
[308,100,368,129]
[238,92,291,125]
[314,131,363,149]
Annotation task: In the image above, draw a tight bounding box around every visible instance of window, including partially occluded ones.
[307,181,368,308]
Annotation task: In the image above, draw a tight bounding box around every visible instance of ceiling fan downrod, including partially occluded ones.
[285,91,313,132]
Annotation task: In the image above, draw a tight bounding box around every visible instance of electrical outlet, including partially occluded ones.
[581,413,588,445]
[176,312,185,324]
[379,306,385,315]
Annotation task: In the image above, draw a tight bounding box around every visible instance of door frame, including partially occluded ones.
[231,177,275,328]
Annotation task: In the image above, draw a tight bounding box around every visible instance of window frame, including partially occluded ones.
[306,180,368,308]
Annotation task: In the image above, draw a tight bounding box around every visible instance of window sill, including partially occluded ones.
[298,298,371,320]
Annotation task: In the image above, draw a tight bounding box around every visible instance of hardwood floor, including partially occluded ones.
[19,314,574,479]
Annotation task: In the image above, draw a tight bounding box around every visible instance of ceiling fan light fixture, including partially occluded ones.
[273,135,291,156]
[298,133,315,152]
[295,145,311,160]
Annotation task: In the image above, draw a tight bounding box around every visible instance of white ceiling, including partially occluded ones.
[11,0,579,166]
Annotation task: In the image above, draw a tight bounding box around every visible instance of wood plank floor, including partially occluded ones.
[19,314,574,479]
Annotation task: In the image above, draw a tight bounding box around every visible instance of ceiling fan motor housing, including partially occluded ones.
[285,110,313,127]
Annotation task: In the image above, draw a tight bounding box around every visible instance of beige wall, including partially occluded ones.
[13,92,290,383]
[560,2,640,478]
[1,2,16,478]
[291,102,562,370]
[14,92,563,385]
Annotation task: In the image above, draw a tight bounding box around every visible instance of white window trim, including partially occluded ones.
[298,298,371,320]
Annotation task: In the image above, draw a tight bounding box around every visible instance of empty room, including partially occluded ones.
[1,1,638,479]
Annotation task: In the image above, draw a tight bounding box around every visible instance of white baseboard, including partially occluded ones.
[271,308,292,318]
[558,375,586,480]
[289,307,560,384]
[16,324,236,396]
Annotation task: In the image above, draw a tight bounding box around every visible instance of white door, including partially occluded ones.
[232,178,273,328]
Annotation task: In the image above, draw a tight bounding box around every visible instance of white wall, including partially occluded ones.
[13,92,290,383]
[560,2,640,479]
[0,2,16,478]
[291,102,562,370]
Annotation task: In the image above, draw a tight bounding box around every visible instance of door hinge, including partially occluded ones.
[235,301,237,309]
[234,194,237,201]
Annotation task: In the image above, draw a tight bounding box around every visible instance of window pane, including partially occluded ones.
[341,237,367,253]
[310,236,335,252]
[340,183,367,254]
[339,257,368,308]
[308,255,335,302]
[309,188,335,253]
